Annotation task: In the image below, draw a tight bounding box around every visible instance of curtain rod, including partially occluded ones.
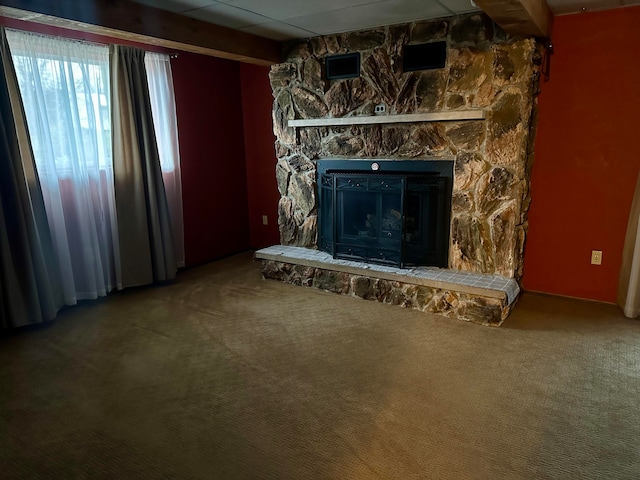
[4,27,179,59]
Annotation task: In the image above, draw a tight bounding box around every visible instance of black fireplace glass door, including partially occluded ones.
[334,175,404,266]
[317,159,453,269]
[319,173,334,253]
[403,175,449,267]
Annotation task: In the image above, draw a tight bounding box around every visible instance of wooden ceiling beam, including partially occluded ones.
[475,0,553,38]
[0,0,282,66]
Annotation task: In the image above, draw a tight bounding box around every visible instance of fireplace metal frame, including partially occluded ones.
[317,159,453,268]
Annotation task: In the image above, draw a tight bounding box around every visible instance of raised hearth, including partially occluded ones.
[256,245,519,326]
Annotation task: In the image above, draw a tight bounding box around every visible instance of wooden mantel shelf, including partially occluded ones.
[288,110,486,128]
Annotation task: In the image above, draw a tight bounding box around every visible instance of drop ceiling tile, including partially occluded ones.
[223,0,383,21]
[436,0,482,14]
[239,22,318,41]
[132,0,218,13]
[286,0,450,35]
[183,3,271,28]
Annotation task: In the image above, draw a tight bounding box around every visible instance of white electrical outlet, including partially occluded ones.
[262,215,269,226]
[374,104,386,115]
[591,250,602,265]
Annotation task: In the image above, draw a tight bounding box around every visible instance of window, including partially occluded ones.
[7,30,185,300]
[7,30,117,303]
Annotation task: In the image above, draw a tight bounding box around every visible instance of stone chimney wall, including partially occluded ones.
[269,13,542,279]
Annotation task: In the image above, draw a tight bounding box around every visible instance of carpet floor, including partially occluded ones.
[1,252,639,479]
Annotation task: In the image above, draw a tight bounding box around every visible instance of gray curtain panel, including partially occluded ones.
[0,28,63,330]
[110,45,176,287]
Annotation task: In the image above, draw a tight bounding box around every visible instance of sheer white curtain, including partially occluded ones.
[144,52,184,267]
[6,30,120,304]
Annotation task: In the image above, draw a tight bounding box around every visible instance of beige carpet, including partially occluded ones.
[1,252,639,479]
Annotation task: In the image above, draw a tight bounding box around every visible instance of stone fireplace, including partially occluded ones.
[256,12,542,326]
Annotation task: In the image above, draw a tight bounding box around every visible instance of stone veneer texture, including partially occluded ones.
[270,13,542,279]
[260,260,511,326]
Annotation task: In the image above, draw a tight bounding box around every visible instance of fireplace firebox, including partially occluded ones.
[318,159,453,268]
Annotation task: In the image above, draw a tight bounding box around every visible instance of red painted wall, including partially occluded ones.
[172,52,250,266]
[523,7,640,302]
[240,63,280,249]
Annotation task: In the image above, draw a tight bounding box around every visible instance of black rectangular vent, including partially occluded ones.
[325,52,360,80]
[403,41,447,72]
